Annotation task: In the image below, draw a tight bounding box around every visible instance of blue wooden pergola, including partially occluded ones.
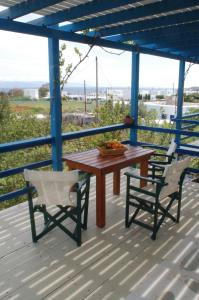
[0,0,198,202]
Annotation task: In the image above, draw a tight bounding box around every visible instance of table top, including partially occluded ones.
[63,146,154,175]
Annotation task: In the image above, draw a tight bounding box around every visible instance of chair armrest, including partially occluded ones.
[151,153,171,158]
[149,160,170,166]
[25,181,36,193]
[75,171,91,191]
[149,163,167,169]
[124,171,166,186]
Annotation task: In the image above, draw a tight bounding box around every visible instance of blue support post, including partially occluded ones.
[48,37,62,171]
[176,60,185,147]
[130,52,140,145]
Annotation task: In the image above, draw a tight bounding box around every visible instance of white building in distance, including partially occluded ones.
[143,101,199,120]
[23,89,39,100]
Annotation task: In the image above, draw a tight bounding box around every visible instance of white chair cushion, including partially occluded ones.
[160,157,191,200]
[24,169,79,206]
[166,138,177,156]
[130,158,190,204]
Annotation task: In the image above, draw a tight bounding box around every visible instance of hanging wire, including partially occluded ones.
[98,60,113,89]
[100,47,125,56]
[73,57,95,74]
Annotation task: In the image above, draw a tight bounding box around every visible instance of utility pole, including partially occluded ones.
[84,80,87,113]
[96,56,99,119]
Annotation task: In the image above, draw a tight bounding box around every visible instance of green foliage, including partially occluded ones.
[0,111,51,209]
[39,83,49,98]
[0,96,10,122]
[98,100,129,125]
[138,102,148,118]
[0,112,50,143]
[138,102,175,146]
[143,94,151,101]
[156,95,164,100]
[8,88,24,98]
[184,93,199,103]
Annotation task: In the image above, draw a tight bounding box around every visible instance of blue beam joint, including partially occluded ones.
[130,52,140,145]
[176,60,185,147]
[48,37,62,171]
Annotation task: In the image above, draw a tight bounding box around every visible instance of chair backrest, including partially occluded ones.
[24,169,79,206]
[159,157,190,200]
[166,138,177,156]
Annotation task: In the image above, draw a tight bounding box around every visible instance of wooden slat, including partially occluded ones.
[63,146,154,171]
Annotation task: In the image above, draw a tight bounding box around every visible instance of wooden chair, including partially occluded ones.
[125,158,190,240]
[24,169,90,246]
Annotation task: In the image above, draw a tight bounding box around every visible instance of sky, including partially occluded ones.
[0,8,199,89]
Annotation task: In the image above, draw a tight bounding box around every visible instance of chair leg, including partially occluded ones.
[82,201,88,230]
[151,201,158,240]
[152,165,155,180]
[27,186,37,243]
[42,204,49,225]
[82,179,90,230]
[125,203,130,228]
[76,195,82,247]
[176,191,182,223]
[125,177,130,228]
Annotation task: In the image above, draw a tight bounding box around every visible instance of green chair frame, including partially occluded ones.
[26,171,90,246]
[148,138,177,179]
[125,159,189,240]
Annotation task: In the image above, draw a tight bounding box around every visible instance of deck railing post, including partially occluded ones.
[176,60,185,147]
[130,52,140,145]
[48,37,62,171]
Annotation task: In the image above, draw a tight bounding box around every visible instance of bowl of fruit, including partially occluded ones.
[97,141,128,156]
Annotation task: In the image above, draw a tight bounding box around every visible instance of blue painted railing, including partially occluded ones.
[0,136,52,153]
[0,122,198,203]
[0,124,129,202]
[170,112,199,147]
[62,123,128,141]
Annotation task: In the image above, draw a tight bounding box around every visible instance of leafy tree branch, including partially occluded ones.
[60,43,94,91]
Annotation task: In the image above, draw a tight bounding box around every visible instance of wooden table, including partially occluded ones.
[63,146,154,228]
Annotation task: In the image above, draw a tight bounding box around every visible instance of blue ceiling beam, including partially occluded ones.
[0,17,133,51]
[131,37,199,58]
[142,39,199,50]
[29,0,137,26]
[130,31,199,48]
[60,0,199,32]
[92,9,199,38]
[0,0,63,20]
[172,50,199,57]
[141,43,199,55]
[146,45,199,56]
[138,47,197,63]
[107,22,199,42]
[0,17,198,64]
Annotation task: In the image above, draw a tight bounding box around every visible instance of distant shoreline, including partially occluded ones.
[0,81,199,91]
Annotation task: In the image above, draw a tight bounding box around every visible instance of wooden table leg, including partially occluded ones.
[140,159,148,187]
[96,173,106,228]
[113,170,120,195]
